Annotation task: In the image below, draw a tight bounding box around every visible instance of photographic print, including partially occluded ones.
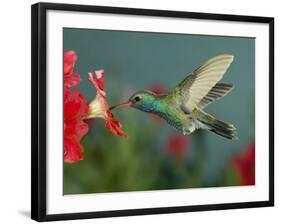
[63,29,255,194]
[31,3,273,221]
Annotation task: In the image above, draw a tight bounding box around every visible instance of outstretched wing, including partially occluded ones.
[174,54,234,113]
[197,83,233,109]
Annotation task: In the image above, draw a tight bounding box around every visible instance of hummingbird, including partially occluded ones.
[111,54,237,140]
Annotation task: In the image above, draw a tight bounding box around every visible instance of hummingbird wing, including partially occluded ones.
[197,83,233,109]
[174,54,234,113]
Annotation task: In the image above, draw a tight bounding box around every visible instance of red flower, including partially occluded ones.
[63,50,89,163]
[64,50,82,88]
[167,134,191,159]
[85,70,128,138]
[232,142,255,185]
[64,88,89,163]
[63,50,127,162]
[149,84,169,95]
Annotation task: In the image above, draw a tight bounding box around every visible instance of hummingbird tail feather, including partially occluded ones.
[195,110,237,140]
[207,120,237,140]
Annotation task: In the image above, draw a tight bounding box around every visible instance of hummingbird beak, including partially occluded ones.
[110,101,132,110]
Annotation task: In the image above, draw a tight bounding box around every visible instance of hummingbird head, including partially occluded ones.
[110,90,158,113]
[128,90,158,112]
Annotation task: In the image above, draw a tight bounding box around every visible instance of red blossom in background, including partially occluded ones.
[64,88,89,163]
[64,50,82,88]
[149,84,169,95]
[167,134,191,159]
[86,70,128,138]
[231,142,255,185]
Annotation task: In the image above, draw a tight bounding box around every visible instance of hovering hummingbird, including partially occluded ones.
[111,54,237,140]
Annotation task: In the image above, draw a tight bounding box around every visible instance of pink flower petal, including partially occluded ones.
[88,71,106,97]
[105,111,128,138]
[64,88,89,163]
[64,136,84,163]
[64,50,81,88]
[87,70,128,138]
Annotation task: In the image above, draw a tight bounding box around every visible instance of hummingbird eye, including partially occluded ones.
[134,96,141,102]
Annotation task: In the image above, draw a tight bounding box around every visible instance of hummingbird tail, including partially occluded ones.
[207,119,237,140]
[195,110,238,140]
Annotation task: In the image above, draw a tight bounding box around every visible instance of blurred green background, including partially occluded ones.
[63,28,255,194]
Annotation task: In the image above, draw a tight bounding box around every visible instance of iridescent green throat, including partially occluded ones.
[132,95,166,115]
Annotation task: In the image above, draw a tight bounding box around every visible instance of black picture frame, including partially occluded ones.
[31,2,274,222]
